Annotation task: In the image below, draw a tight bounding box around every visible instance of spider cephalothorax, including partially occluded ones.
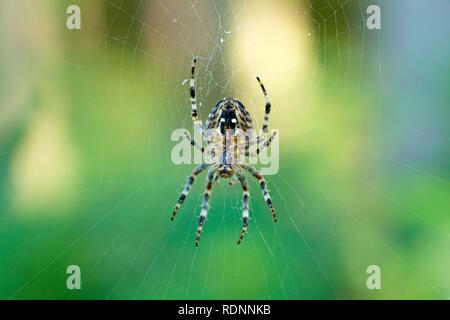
[171,58,277,246]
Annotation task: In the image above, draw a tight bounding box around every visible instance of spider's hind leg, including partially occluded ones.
[195,168,217,246]
[236,171,250,245]
[241,164,277,223]
[171,163,209,221]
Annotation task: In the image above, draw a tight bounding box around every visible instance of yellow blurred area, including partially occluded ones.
[10,98,79,214]
[231,0,318,141]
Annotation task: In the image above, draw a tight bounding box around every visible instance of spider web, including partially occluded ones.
[2,0,450,299]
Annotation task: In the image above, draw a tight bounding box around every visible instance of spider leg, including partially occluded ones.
[189,57,208,139]
[184,131,205,153]
[245,131,277,157]
[190,58,199,122]
[240,164,277,223]
[195,167,217,246]
[171,163,209,221]
[256,76,272,135]
[236,171,250,245]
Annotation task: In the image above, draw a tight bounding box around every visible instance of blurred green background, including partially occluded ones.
[0,0,449,299]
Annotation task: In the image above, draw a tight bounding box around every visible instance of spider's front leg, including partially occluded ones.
[190,58,199,123]
[195,167,217,246]
[189,57,209,139]
[188,57,213,152]
[256,76,272,136]
[240,164,277,223]
[171,163,209,221]
[236,171,250,245]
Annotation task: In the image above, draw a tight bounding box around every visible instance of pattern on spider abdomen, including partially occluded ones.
[205,98,254,132]
[171,58,278,246]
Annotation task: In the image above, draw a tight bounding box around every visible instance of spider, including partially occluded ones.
[171,58,277,246]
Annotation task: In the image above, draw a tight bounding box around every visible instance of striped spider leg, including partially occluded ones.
[256,76,272,135]
[240,164,277,223]
[235,168,250,244]
[244,76,277,156]
[195,166,218,246]
[189,57,211,143]
[171,163,210,221]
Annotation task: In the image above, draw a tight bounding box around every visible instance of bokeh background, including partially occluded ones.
[1,0,449,299]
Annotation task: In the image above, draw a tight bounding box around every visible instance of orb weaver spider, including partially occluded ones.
[171,58,277,246]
